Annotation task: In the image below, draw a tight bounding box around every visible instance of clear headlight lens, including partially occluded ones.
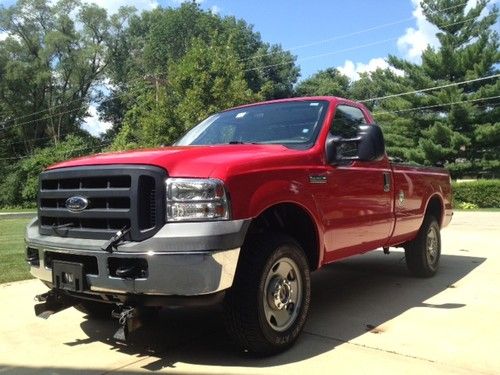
[166,178,230,221]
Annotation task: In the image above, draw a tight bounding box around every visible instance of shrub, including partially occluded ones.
[452,180,500,208]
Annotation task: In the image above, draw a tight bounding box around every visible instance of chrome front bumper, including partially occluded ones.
[25,218,250,296]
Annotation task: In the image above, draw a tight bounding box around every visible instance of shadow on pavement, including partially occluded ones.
[7,249,485,373]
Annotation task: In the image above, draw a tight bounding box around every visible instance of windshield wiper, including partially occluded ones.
[228,141,261,145]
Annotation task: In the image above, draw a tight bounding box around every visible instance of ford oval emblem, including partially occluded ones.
[65,196,89,212]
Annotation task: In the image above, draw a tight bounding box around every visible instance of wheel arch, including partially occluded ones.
[424,193,444,227]
[245,201,321,271]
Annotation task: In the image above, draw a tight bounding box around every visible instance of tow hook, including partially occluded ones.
[112,305,142,341]
[383,247,390,255]
[34,290,75,319]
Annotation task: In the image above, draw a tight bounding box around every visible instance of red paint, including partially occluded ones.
[48,97,452,268]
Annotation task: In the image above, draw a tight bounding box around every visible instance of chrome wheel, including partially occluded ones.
[263,257,303,332]
[426,225,439,268]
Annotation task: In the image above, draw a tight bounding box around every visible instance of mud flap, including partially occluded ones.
[34,290,75,319]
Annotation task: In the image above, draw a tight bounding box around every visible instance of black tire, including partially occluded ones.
[75,300,114,319]
[404,215,441,277]
[224,233,311,355]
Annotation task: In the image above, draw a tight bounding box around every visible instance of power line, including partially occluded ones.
[4,93,499,160]
[240,1,469,63]
[1,38,401,133]
[0,83,154,134]
[0,2,474,128]
[246,37,398,72]
[359,74,500,103]
[373,94,500,115]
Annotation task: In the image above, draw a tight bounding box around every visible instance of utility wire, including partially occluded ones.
[3,94,499,162]
[359,74,500,103]
[239,1,469,63]
[373,94,500,115]
[0,1,473,128]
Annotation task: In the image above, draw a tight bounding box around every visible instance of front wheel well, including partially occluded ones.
[245,203,319,271]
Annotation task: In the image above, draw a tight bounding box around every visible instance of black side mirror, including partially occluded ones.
[325,124,385,164]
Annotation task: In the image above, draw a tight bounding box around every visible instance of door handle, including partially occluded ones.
[383,172,391,192]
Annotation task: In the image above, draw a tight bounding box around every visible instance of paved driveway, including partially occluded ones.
[1,211,499,374]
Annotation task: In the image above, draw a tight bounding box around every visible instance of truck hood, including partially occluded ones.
[48,144,297,178]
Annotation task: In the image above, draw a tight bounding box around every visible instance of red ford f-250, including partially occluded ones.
[26,96,452,354]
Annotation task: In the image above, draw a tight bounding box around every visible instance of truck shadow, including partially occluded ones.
[73,249,484,370]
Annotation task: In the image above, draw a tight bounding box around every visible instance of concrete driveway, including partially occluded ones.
[1,211,499,374]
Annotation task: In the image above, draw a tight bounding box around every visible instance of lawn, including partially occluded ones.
[0,208,36,213]
[0,218,33,284]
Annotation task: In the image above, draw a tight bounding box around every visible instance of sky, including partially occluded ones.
[0,0,496,135]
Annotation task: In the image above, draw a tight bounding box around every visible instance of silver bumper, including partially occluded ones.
[25,218,249,296]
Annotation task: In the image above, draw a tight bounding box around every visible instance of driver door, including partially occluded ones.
[320,104,393,262]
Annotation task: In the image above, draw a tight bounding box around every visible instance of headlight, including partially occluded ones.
[166,178,230,221]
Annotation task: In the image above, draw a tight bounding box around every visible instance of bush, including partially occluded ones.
[452,180,500,208]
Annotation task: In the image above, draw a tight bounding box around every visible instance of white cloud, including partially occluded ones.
[85,0,158,15]
[0,32,8,41]
[397,0,488,62]
[210,5,220,15]
[81,105,112,136]
[397,0,440,62]
[337,57,402,81]
[171,0,204,4]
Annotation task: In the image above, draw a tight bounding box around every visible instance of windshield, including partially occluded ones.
[175,100,329,149]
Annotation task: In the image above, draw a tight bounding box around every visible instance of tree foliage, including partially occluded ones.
[295,0,499,178]
[0,135,98,206]
[0,0,130,154]
[101,2,299,144]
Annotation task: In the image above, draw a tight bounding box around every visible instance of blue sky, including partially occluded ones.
[1,0,497,134]
[200,0,413,79]
[0,0,449,80]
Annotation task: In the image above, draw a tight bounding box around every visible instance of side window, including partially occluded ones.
[330,105,367,138]
[330,105,367,158]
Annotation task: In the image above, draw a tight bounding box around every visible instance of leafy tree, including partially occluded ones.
[0,0,131,155]
[111,36,257,150]
[101,2,299,141]
[380,0,500,176]
[295,68,350,97]
[0,135,99,206]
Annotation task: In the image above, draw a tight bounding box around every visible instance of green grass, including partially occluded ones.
[0,208,36,213]
[0,218,33,284]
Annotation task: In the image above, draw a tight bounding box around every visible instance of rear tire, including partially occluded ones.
[224,233,311,355]
[404,215,441,277]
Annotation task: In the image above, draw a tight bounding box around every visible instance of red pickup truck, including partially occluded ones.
[26,96,452,354]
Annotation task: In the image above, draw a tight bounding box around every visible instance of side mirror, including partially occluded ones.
[325,124,385,164]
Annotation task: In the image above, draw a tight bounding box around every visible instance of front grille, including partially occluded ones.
[38,165,166,241]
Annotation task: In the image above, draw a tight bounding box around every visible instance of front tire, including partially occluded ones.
[405,215,441,277]
[224,233,311,355]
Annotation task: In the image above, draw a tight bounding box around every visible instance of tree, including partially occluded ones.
[295,68,350,97]
[0,135,99,207]
[111,36,257,150]
[0,0,131,155]
[101,2,299,141]
[380,0,500,176]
